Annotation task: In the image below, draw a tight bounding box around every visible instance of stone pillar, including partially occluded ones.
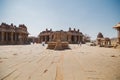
[68,35,71,43]
[11,32,14,43]
[49,35,52,41]
[6,32,8,41]
[109,40,111,45]
[0,32,1,41]
[19,33,22,44]
[1,31,4,42]
[22,34,25,43]
[118,30,120,44]
[74,36,77,43]
[15,33,17,41]
[80,36,83,42]
[24,34,27,43]
[13,33,15,41]
[39,36,41,43]
[40,36,43,43]
[78,36,80,42]
[43,36,45,42]
[45,36,47,42]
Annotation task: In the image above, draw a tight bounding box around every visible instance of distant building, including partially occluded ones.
[38,28,84,44]
[0,23,29,45]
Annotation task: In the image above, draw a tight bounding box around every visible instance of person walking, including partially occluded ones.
[42,41,45,46]
[78,41,82,46]
[79,41,82,46]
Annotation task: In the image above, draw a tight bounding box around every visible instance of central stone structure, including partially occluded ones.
[47,31,70,50]
[39,28,84,50]
[39,28,83,44]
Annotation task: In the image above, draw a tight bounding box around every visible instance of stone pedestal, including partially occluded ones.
[1,32,4,42]
[47,42,56,49]
[47,31,70,50]
[47,41,70,50]
[54,40,63,50]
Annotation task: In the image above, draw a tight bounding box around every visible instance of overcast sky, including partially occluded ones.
[0,0,120,40]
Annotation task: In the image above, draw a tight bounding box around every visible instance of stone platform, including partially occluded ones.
[47,41,70,50]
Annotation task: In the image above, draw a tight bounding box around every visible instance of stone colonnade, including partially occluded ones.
[0,23,28,45]
[39,32,83,44]
[0,31,28,44]
[39,35,50,43]
[67,35,83,44]
[97,38,111,47]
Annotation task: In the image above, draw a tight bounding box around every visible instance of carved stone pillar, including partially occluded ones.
[40,36,43,42]
[24,34,26,43]
[0,32,1,41]
[22,34,24,43]
[11,32,14,43]
[49,35,52,42]
[39,36,41,43]
[74,36,77,43]
[43,36,45,41]
[6,32,8,41]
[19,33,22,44]
[45,36,47,42]
[79,36,81,42]
[68,35,71,43]
[78,36,80,42]
[1,31,4,42]
[15,33,17,42]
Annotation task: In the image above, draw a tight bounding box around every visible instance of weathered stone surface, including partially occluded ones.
[47,41,69,50]
[54,40,63,50]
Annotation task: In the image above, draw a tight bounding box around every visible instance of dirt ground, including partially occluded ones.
[0,44,120,80]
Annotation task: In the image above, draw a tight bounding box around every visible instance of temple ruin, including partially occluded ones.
[38,28,83,44]
[96,32,111,47]
[0,23,29,45]
[38,28,83,50]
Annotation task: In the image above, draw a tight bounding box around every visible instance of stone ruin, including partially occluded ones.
[112,22,120,48]
[39,28,83,44]
[0,23,29,45]
[47,31,70,50]
[96,32,112,47]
